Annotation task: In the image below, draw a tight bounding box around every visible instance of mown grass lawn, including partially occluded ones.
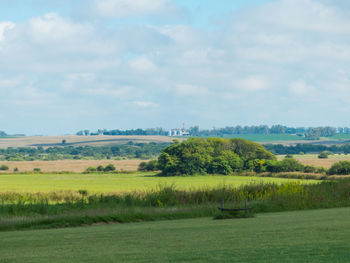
[0,172,317,193]
[0,207,349,262]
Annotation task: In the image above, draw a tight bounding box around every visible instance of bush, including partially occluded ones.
[97,165,104,172]
[33,168,41,172]
[285,154,293,158]
[328,161,350,175]
[85,167,97,173]
[318,151,329,159]
[104,164,116,172]
[304,165,316,173]
[0,165,9,171]
[138,160,159,171]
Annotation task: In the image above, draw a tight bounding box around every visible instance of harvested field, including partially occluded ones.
[0,159,145,173]
[0,135,177,148]
[278,154,350,168]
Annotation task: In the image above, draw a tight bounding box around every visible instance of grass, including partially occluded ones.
[0,172,317,193]
[278,154,350,168]
[328,134,350,140]
[0,208,349,262]
[221,134,305,142]
[1,179,349,230]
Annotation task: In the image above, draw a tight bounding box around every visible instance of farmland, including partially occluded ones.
[0,172,317,193]
[278,154,350,169]
[1,208,349,262]
[0,159,144,173]
[0,135,177,148]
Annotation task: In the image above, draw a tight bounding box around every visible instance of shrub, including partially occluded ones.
[0,165,9,171]
[97,165,104,172]
[104,164,116,172]
[304,165,316,173]
[328,161,350,175]
[318,151,329,159]
[138,160,159,172]
[13,167,18,172]
[33,168,41,172]
[85,167,97,172]
[285,154,293,158]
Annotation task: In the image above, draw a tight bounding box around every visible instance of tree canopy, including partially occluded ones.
[157,138,276,175]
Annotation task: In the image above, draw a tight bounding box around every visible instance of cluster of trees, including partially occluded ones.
[85,164,116,173]
[0,143,169,161]
[0,131,7,137]
[265,144,350,155]
[328,161,350,175]
[153,138,276,175]
[139,138,330,175]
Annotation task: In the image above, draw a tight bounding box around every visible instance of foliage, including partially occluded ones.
[328,161,350,175]
[84,164,116,173]
[0,143,170,161]
[318,151,329,159]
[0,165,9,170]
[138,160,159,171]
[1,180,350,231]
[265,143,350,155]
[157,138,275,175]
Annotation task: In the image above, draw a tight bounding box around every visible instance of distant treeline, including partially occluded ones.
[264,144,350,155]
[76,128,169,136]
[189,126,340,139]
[0,143,169,161]
[76,125,350,140]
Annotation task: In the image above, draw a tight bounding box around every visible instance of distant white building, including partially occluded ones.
[168,128,190,137]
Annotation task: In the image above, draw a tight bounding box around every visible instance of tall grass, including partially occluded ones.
[1,180,350,230]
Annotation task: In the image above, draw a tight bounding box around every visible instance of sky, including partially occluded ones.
[1,0,350,135]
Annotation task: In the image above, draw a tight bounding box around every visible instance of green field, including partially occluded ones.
[222,134,304,142]
[0,207,349,262]
[0,172,317,193]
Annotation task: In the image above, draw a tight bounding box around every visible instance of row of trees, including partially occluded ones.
[76,125,345,139]
[189,126,338,139]
[0,143,169,161]
[264,144,350,155]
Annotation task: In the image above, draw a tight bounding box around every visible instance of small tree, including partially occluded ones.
[104,164,116,172]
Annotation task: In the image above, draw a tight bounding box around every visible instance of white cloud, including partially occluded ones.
[129,57,157,72]
[133,101,159,107]
[92,0,173,18]
[174,84,209,96]
[237,77,269,92]
[0,21,15,41]
[289,80,314,95]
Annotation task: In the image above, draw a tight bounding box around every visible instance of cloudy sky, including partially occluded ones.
[0,0,350,135]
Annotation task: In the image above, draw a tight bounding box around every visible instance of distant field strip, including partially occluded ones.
[0,135,177,148]
[0,160,144,173]
[0,173,317,193]
[278,154,350,168]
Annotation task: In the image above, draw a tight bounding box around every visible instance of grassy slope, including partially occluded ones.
[0,173,317,192]
[0,208,349,262]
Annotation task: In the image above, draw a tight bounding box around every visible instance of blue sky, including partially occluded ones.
[0,0,350,135]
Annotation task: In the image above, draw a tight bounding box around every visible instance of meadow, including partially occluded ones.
[0,172,317,193]
[278,154,350,168]
[0,207,349,262]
